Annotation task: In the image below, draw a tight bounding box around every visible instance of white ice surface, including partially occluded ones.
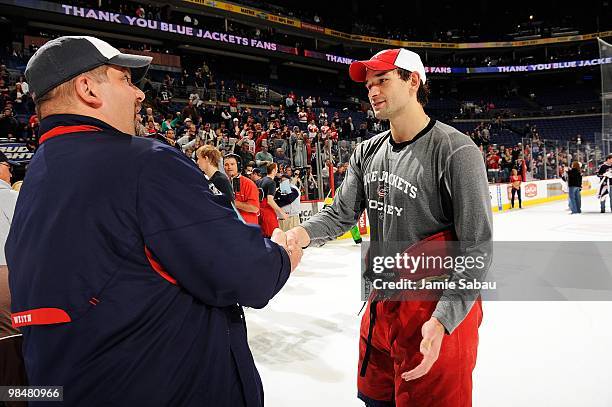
[247,195,612,406]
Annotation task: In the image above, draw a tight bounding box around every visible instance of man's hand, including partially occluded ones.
[400,317,445,381]
[271,228,302,272]
[286,226,311,249]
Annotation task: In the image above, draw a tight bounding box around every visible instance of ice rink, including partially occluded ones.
[246,194,612,406]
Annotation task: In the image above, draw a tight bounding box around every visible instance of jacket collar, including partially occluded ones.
[39,114,122,138]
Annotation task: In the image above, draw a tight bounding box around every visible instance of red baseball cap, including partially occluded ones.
[349,48,427,84]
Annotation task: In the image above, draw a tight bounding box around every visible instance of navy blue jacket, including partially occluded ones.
[6,114,291,406]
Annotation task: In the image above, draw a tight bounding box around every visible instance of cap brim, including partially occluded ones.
[349,59,397,82]
[109,53,152,84]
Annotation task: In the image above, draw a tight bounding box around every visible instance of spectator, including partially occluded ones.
[567,161,582,214]
[236,141,254,170]
[334,162,349,188]
[293,134,308,168]
[267,105,277,122]
[228,94,238,114]
[0,151,24,392]
[27,114,39,140]
[221,108,232,129]
[500,148,513,182]
[177,120,196,146]
[509,168,522,209]
[320,159,334,194]
[181,99,200,123]
[597,154,612,213]
[297,107,308,130]
[164,128,180,150]
[200,122,216,143]
[332,111,342,129]
[285,93,295,112]
[247,167,262,184]
[486,149,501,183]
[255,143,274,174]
[145,116,160,134]
[275,173,301,231]
[305,166,317,199]
[0,108,19,140]
[223,153,260,225]
[257,162,286,237]
[274,147,291,167]
[158,85,172,112]
[17,76,29,95]
[161,113,180,133]
[11,83,27,114]
[134,113,147,137]
[318,108,328,126]
[305,96,313,109]
[196,145,234,206]
[341,117,354,139]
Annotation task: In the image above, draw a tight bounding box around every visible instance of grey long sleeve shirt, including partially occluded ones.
[301,119,493,333]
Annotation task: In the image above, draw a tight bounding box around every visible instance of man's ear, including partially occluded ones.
[73,75,103,108]
[410,72,421,88]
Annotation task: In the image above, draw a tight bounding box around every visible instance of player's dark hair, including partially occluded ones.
[395,68,430,107]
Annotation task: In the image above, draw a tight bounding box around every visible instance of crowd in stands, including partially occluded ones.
[0,34,604,196]
[466,117,602,183]
[134,90,369,200]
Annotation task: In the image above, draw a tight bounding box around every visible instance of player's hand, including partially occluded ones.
[400,317,445,381]
[287,226,311,249]
[271,228,302,272]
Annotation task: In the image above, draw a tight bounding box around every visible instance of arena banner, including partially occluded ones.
[57,4,298,54]
[182,0,301,27]
[0,143,34,164]
[304,49,612,74]
[300,22,325,34]
[0,1,298,56]
[181,0,612,49]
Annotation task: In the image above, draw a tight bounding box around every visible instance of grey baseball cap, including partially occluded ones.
[26,36,153,100]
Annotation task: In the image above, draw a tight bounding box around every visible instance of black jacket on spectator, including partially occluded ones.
[181,105,200,123]
[597,163,612,177]
[209,170,234,206]
[567,168,582,188]
[0,115,19,138]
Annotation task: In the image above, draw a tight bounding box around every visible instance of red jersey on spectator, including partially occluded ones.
[228,96,238,109]
[235,175,260,225]
[255,132,268,153]
[487,154,500,169]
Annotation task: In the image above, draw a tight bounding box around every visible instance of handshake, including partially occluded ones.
[270,227,312,273]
